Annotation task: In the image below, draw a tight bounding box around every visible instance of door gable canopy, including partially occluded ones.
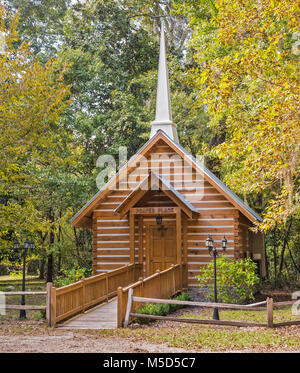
[115,171,199,219]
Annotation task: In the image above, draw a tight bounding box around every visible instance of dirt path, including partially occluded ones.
[0,331,194,353]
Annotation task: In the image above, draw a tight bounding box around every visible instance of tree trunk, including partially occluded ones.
[46,252,53,283]
[73,227,81,265]
[57,221,62,275]
[279,217,293,274]
[272,227,278,284]
[287,244,300,274]
[39,259,45,280]
[47,211,55,283]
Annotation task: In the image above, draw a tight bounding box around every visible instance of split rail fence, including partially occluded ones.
[123,295,300,328]
[0,286,50,321]
[48,263,143,326]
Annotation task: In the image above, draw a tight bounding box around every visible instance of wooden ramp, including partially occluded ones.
[58,298,117,330]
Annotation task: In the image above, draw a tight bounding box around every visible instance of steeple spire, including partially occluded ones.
[150,22,178,142]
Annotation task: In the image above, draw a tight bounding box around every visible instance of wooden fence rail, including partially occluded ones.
[48,263,143,327]
[123,295,300,329]
[0,287,50,323]
[118,264,186,327]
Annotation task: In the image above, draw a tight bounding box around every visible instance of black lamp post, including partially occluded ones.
[206,234,227,320]
[12,238,35,319]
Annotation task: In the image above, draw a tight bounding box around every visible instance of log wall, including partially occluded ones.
[92,139,264,287]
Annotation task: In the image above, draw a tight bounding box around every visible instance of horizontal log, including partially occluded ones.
[188,220,235,227]
[126,174,201,182]
[273,301,296,307]
[105,197,127,202]
[96,249,130,256]
[96,242,130,248]
[187,264,212,269]
[131,296,266,310]
[0,305,46,310]
[245,300,267,307]
[187,234,234,241]
[107,190,131,195]
[179,187,219,194]
[187,241,233,248]
[98,258,130,263]
[185,195,227,202]
[93,211,121,217]
[274,320,300,327]
[192,202,233,209]
[96,221,129,227]
[187,249,234,256]
[129,313,266,328]
[96,228,130,234]
[96,235,130,242]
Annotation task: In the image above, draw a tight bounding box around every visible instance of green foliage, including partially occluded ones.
[54,266,91,287]
[0,0,209,281]
[8,271,24,280]
[176,0,300,231]
[196,257,260,304]
[5,0,71,59]
[135,291,192,324]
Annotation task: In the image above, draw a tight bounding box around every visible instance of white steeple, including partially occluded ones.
[150,23,178,142]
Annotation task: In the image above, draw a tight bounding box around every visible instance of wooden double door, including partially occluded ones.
[147,223,177,275]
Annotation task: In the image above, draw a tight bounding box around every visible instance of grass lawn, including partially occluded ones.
[179,306,300,324]
[0,275,40,282]
[95,324,300,352]
[95,304,300,351]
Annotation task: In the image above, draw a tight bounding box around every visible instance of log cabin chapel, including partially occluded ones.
[71,25,266,294]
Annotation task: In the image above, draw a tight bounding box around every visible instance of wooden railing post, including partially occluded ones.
[124,288,133,328]
[50,286,56,327]
[267,297,273,328]
[180,264,183,290]
[156,270,161,298]
[117,287,123,328]
[183,263,188,289]
[171,264,175,295]
[139,277,143,297]
[105,272,109,302]
[81,279,86,312]
[46,282,52,326]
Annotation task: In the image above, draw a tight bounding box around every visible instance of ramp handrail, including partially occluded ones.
[48,263,143,326]
[117,263,186,327]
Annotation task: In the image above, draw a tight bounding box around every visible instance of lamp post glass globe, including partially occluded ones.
[156,214,163,225]
[24,238,30,250]
[13,239,20,251]
[206,234,214,248]
[222,236,227,251]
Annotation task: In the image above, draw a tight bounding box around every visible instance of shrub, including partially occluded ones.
[195,256,260,304]
[54,266,89,287]
[135,291,192,324]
